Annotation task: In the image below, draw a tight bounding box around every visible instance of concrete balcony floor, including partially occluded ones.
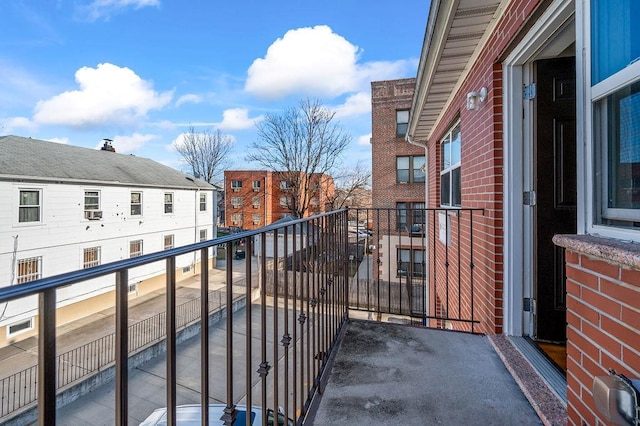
[310,320,548,426]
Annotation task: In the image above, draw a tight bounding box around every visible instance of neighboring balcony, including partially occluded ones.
[0,208,559,425]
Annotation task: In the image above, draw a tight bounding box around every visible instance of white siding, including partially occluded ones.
[0,181,215,327]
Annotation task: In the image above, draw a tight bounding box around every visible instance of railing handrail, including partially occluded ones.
[0,209,348,304]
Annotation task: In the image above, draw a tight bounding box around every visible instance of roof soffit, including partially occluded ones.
[408,0,507,143]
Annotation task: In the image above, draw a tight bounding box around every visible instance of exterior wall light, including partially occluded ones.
[466,87,488,110]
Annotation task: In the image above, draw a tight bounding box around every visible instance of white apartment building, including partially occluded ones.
[0,135,216,345]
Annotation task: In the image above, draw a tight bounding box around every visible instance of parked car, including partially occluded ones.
[139,404,293,426]
[234,249,246,260]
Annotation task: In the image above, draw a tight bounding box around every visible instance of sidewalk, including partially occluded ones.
[0,257,255,385]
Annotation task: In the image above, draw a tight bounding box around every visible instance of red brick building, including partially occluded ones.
[370,78,426,283]
[406,0,640,424]
[224,170,334,230]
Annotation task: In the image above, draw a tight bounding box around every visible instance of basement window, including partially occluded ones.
[7,318,34,337]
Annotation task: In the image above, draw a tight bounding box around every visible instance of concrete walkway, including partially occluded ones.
[311,320,543,426]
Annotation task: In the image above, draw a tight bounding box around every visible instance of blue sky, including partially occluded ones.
[0,0,429,177]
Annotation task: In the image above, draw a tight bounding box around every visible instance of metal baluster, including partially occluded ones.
[115,269,128,425]
[200,248,209,426]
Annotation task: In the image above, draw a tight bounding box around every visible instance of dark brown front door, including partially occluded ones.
[534,57,576,342]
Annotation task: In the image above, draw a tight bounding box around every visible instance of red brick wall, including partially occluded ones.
[371,78,424,210]
[425,0,544,334]
[564,251,640,425]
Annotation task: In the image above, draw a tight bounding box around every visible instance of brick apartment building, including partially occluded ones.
[370,78,426,283]
[224,170,334,230]
[404,0,640,424]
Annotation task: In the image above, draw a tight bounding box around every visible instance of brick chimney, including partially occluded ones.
[100,138,116,152]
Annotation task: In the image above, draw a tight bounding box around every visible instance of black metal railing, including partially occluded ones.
[0,207,484,424]
[345,207,484,332]
[0,210,351,425]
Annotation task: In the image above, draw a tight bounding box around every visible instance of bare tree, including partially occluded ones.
[246,98,351,218]
[173,126,233,183]
[328,161,372,210]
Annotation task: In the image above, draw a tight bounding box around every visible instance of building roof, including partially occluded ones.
[0,135,213,190]
[407,0,504,143]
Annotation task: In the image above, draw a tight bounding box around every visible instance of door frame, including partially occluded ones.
[502,0,575,337]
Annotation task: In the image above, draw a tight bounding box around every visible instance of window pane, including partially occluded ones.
[441,140,451,170]
[397,123,408,137]
[441,172,450,205]
[591,0,640,84]
[397,156,409,168]
[413,156,426,183]
[131,192,141,203]
[397,169,410,183]
[19,207,40,222]
[20,191,39,206]
[452,167,462,206]
[451,125,461,166]
[607,81,640,210]
[396,203,407,229]
[396,110,409,123]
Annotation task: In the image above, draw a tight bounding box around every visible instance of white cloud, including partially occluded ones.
[106,132,156,153]
[357,133,372,146]
[45,137,69,144]
[1,116,35,133]
[245,25,361,99]
[334,92,371,118]
[78,0,159,22]
[245,25,418,100]
[217,108,263,131]
[175,94,202,107]
[33,63,173,128]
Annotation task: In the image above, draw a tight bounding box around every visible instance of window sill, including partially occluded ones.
[553,234,640,271]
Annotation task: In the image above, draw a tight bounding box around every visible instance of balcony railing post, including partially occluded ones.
[200,248,209,426]
[115,269,128,426]
[222,241,237,426]
[166,256,177,426]
[38,288,56,426]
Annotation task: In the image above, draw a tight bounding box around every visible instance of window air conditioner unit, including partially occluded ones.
[253,220,259,225]
[253,187,260,192]
[232,220,239,225]
[232,203,240,208]
[232,187,241,192]
[85,210,103,220]
[253,204,259,209]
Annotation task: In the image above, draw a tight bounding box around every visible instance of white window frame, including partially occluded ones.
[164,234,174,250]
[280,181,291,191]
[199,193,207,212]
[164,192,174,214]
[440,121,461,207]
[131,191,142,216]
[83,247,101,269]
[396,109,410,138]
[231,197,242,208]
[18,189,42,224]
[199,229,207,242]
[231,213,242,225]
[17,256,42,283]
[231,180,242,191]
[130,240,143,258]
[84,190,101,219]
[279,196,290,207]
[579,0,640,241]
[7,318,34,338]
[397,248,425,278]
[252,213,261,225]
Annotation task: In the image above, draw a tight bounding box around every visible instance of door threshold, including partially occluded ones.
[510,336,567,404]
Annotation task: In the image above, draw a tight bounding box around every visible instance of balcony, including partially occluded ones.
[0,209,563,425]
